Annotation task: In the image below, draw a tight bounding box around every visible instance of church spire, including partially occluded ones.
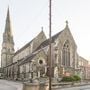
[6,7,10,22]
[5,7,12,35]
[1,7,15,67]
[3,7,14,44]
[5,7,14,39]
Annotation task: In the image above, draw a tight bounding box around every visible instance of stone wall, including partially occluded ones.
[23,83,48,90]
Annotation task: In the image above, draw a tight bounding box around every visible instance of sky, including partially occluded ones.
[0,0,90,62]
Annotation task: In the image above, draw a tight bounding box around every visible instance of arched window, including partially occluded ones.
[62,40,70,67]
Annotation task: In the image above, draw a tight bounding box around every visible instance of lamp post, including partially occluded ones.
[49,0,52,90]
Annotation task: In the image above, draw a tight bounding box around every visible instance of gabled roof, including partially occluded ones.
[35,30,63,51]
[14,30,46,56]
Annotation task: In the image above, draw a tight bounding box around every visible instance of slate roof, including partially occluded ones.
[14,29,63,56]
[14,40,33,56]
[19,53,36,65]
[14,30,46,56]
[5,61,17,68]
[35,30,63,51]
[15,30,64,65]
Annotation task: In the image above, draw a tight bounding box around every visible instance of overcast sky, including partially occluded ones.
[0,0,90,62]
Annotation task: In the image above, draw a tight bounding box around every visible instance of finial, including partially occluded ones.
[41,26,43,31]
[66,20,68,25]
[65,20,69,29]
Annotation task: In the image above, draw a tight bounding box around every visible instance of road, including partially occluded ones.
[1,79,90,90]
[56,85,90,90]
[0,79,23,90]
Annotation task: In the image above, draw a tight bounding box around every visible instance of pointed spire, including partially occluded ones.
[5,7,12,35]
[3,7,14,44]
[6,6,10,22]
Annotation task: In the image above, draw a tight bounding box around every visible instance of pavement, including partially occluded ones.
[0,79,90,90]
[56,85,90,90]
[52,81,90,90]
[0,79,23,90]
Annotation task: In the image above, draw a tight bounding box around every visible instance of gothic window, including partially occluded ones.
[62,40,70,67]
[38,59,46,77]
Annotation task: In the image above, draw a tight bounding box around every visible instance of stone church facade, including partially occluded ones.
[1,9,88,82]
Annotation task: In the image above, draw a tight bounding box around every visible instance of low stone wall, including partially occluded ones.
[23,82,49,90]
[23,81,90,90]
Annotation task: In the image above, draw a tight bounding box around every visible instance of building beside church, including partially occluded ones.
[78,56,89,80]
[1,8,89,82]
[85,64,90,80]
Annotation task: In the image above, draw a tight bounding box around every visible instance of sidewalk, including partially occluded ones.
[0,79,24,90]
[52,81,90,89]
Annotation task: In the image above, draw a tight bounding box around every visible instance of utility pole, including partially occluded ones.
[49,0,52,90]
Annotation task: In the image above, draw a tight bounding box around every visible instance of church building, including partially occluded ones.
[1,8,88,82]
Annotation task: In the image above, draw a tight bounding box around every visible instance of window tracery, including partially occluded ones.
[62,40,70,67]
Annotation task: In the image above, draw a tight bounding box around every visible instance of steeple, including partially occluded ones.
[5,7,12,35]
[1,7,15,67]
[3,7,14,44]
[6,7,10,23]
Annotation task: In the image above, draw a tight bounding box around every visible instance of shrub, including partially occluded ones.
[61,76,75,82]
[61,75,81,82]
[73,75,81,81]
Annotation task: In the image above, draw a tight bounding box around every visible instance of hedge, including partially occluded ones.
[61,75,81,82]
